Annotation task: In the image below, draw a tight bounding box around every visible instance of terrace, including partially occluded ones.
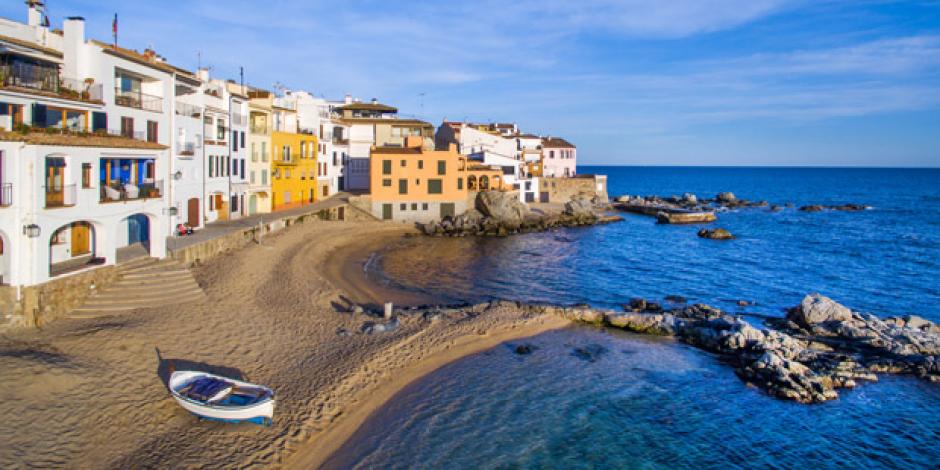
[0,55,103,103]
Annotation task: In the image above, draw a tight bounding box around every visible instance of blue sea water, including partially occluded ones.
[339,167,940,469]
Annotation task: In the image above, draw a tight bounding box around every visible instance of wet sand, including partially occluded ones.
[0,219,568,469]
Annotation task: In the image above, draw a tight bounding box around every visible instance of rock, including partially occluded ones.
[799,205,825,212]
[716,192,737,203]
[514,344,536,355]
[665,295,687,304]
[656,211,717,224]
[790,294,853,327]
[628,298,646,311]
[563,197,596,218]
[697,228,734,240]
[736,300,752,307]
[476,190,529,229]
[571,344,608,363]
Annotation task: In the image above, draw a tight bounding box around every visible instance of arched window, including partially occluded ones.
[468,175,477,190]
[480,175,489,190]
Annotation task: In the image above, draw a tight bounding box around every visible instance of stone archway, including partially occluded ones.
[117,213,156,262]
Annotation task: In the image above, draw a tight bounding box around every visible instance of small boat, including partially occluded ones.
[169,370,275,425]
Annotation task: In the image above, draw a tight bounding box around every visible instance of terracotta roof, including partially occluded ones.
[0,130,167,149]
[541,137,575,148]
[515,133,540,139]
[337,102,397,112]
[0,33,64,59]
[90,40,177,74]
[339,118,433,127]
[370,146,423,154]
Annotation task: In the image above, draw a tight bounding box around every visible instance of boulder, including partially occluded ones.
[476,190,529,229]
[799,205,825,212]
[716,192,737,203]
[656,211,717,224]
[697,228,734,240]
[564,197,596,218]
[790,294,854,327]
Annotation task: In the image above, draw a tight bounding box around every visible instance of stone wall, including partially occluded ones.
[542,175,608,203]
[0,265,121,328]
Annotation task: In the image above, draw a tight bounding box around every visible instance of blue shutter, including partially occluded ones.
[0,102,9,116]
[92,112,107,132]
[31,103,47,127]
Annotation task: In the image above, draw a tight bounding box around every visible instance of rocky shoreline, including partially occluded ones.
[418,191,621,237]
[350,294,940,404]
[553,294,939,403]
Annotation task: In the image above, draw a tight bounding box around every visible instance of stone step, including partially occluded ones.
[104,279,200,293]
[120,269,192,280]
[117,256,160,270]
[83,287,204,304]
[119,260,184,275]
[71,291,206,314]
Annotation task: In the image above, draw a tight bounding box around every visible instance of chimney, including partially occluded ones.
[197,68,210,82]
[27,0,44,27]
[62,17,86,81]
[344,94,352,104]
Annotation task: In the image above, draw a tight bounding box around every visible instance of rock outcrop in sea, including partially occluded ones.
[418,191,622,237]
[535,294,940,403]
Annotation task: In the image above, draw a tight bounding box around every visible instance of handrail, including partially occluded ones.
[114,87,163,112]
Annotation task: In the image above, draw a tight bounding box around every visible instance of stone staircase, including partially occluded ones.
[69,257,206,318]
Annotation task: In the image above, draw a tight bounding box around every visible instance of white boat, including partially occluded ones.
[169,370,275,425]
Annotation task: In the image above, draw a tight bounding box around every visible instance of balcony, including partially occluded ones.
[274,158,298,166]
[1,182,11,206]
[44,184,77,208]
[0,63,103,103]
[106,128,147,141]
[250,123,270,135]
[175,101,202,118]
[115,88,163,113]
[176,142,196,157]
[100,180,163,203]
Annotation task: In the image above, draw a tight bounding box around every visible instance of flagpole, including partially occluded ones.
[112,13,118,49]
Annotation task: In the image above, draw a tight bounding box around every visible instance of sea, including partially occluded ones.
[329,167,940,469]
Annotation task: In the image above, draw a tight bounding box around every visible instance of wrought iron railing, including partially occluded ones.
[114,88,163,112]
[99,180,163,202]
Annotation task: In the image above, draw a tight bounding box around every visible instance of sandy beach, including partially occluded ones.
[0,219,568,469]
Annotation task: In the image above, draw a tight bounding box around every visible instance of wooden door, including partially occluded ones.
[216,194,229,221]
[71,224,90,256]
[187,198,200,227]
[46,161,64,206]
[382,203,392,220]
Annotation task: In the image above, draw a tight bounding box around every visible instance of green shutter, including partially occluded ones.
[437,160,446,175]
[383,160,392,175]
[398,179,408,195]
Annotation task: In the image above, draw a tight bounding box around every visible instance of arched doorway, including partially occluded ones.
[49,221,100,277]
[480,175,489,190]
[117,213,151,262]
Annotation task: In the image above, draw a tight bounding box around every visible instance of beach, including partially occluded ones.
[0,219,568,469]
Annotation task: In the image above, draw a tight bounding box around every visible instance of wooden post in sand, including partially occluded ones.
[384,302,394,319]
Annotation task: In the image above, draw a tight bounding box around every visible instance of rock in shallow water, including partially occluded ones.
[697,228,734,240]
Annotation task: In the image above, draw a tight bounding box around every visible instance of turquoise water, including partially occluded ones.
[341,167,940,468]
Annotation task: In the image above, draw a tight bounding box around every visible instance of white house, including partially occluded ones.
[280,89,347,197]
[0,3,171,287]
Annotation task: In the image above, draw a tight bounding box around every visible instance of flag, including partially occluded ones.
[112,14,118,35]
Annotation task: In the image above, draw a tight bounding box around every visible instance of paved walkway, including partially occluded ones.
[166,193,352,251]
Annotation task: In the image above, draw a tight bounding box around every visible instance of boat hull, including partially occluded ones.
[169,371,275,425]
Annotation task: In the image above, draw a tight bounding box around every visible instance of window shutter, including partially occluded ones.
[0,102,8,116]
[31,103,47,127]
[92,112,107,132]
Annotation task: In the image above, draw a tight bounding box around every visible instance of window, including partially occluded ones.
[240,159,245,178]
[226,156,232,176]
[398,179,408,195]
[82,163,92,188]
[121,116,134,139]
[400,203,406,211]
[208,156,214,177]
[457,178,463,190]
[301,171,305,180]
[382,179,391,187]
[401,160,406,167]
[217,120,226,141]
[261,170,268,184]
[550,150,555,158]
[437,160,446,175]
[231,195,238,211]
[418,160,424,169]
[333,151,338,166]
[411,203,417,210]
[262,142,268,162]
[285,169,291,178]
[428,179,443,194]
[251,143,257,161]
[232,131,237,150]
[250,170,256,184]
[382,160,392,175]
[416,179,420,185]
[422,203,428,210]
[240,131,246,149]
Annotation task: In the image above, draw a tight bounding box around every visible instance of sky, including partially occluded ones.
[4,0,939,166]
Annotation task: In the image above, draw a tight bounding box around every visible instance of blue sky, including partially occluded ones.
[4,1,939,166]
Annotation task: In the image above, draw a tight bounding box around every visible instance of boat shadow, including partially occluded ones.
[155,347,246,389]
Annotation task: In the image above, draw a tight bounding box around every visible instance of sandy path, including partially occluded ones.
[0,219,568,469]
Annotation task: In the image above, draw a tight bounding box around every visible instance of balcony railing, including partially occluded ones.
[44,184,77,208]
[0,64,104,102]
[250,123,270,135]
[176,142,196,156]
[1,182,11,206]
[175,101,202,118]
[100,180,163,202]
[106,129,147,141]
[114,88,163,113]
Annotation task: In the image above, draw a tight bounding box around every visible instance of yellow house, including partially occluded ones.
[270,104,318,211]
[369,136,505,222]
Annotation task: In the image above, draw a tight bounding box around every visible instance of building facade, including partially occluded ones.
[541,137,577,178]
[270,96,318,211]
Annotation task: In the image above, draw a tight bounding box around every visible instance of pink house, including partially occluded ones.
[541,137,577,177]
